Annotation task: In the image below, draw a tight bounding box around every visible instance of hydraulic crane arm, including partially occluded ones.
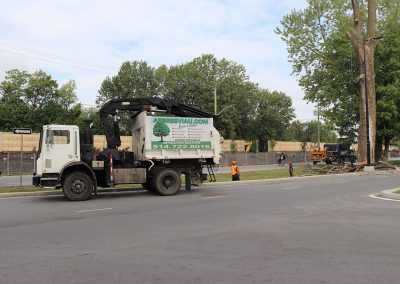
[99,97,216,149]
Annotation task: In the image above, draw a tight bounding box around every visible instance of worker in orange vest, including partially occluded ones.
[231,160,240,181]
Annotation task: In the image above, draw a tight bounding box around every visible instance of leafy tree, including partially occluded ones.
[275,0,356,139]
[374,2,400,160]
[347,0,380,164]
[253,90,296,151]
[97,54,259,140]
[0,69,80,132]
[287,120,338,144]
[157,54,257,139]
[276,0,390,163]
[97,61,159,134]
[97,60,159,106]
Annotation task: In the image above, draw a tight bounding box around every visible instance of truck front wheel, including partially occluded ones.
[62,172,93,201]
[152,168,181,196]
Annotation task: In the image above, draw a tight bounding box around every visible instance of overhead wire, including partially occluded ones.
[0,41,115,74]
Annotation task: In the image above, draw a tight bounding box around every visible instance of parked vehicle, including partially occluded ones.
[310,149,326,165]
[324,143,356,165]
[33,98,221,201]
[310,144,356,165]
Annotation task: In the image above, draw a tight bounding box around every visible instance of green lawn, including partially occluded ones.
[389,160,400,166]
[205,166,318,183]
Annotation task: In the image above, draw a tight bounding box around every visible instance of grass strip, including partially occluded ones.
[204,167,319,183]
[389,160,400,166]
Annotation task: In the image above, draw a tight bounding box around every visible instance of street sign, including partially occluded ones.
[13,128,32,135]
[12,128,32,186]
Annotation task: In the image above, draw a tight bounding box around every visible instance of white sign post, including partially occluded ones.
[13,128,32,186]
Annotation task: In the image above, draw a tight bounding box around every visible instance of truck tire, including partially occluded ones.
[152,168,181,196]
[62,172,93,201]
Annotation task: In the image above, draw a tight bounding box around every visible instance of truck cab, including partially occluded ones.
[34,125,81,188]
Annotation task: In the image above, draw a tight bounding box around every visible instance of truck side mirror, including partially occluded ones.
[45,129,53,144]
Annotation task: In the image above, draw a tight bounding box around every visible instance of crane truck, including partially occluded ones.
[33,98,222,201]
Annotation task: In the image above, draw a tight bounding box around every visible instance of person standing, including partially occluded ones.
[231,161,240,181]
[278,152,286,166]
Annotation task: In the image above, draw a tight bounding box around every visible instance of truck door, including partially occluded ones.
[41,126,80,173]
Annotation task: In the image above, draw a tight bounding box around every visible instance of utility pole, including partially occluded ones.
[363,38,371,166]
[214,85,217,115]
[317,100,320,151]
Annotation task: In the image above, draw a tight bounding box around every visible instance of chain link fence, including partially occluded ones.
[0,153,37,175]
[0,151,310,176]
[220,151,308,167]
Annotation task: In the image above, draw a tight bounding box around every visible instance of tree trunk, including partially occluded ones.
[383,137,390,162]
[347,0,378,164]
[375,136,382,162]
[357,62,367,163]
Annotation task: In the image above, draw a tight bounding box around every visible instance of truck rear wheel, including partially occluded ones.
[62,172,93,201]
[152,168,181,196]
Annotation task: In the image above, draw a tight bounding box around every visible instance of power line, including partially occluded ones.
[0,47,112,74]
[0,41,116,73]
[0,41,112,69]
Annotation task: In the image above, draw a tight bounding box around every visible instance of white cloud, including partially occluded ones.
[0,0,312,118]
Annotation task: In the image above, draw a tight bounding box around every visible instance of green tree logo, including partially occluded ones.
[153,122,170,142]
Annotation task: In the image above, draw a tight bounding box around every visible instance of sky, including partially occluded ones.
[0,0,314,120]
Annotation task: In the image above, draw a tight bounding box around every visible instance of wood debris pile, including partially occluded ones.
[306,161,398,174]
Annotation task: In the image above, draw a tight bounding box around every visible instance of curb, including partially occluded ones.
[0,190,60,198]
[381,188,400,200]
[1,169,399,199]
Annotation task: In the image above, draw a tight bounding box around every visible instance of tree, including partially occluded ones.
[276,0,356,139]
[253,90,296,151]
[287,120,338,144]
[157,54,257,139]
[0,69,80,131]
[98,54,259,140]
[276,0,386,163]
[374,1,400,160]
[346,0,379,164]
[97,61,158,106]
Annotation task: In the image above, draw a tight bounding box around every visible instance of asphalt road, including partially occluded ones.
[1,173,400,283]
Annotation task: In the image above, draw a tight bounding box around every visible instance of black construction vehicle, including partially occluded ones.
[323,143,356,165]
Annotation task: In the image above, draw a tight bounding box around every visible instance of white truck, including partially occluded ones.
[33,98,221,201]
